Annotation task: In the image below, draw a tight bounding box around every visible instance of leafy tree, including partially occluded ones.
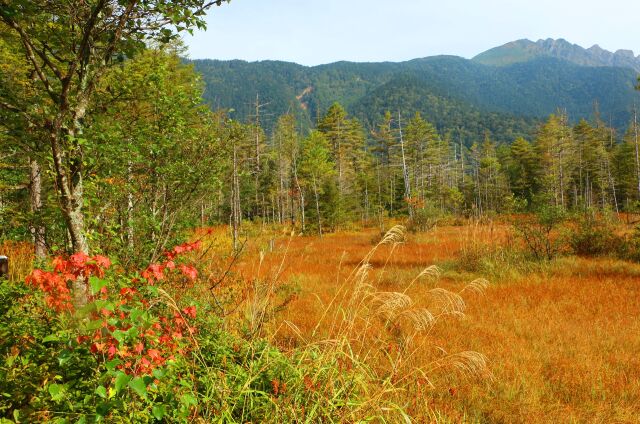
[318,103,366,226]
[0,0,228,305]
[534,113,574,208]
[299,131,335,235]
[506,137,538,205]
[87,48,224,264]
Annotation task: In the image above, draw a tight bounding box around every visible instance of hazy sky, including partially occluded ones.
[185,0,640,66]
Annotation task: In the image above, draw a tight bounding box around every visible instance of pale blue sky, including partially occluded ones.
[185,0,640,66]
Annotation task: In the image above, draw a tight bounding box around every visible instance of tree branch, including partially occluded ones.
[0,11,59,104]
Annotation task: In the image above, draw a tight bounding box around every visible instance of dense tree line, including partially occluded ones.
[205,103,640,243]
[2,1,640,274]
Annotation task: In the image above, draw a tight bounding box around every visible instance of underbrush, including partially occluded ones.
[452,221,544,281]
[451,208,640,281]
[1,226,490,423]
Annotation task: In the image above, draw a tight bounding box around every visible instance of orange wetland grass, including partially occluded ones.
[198,222,640,423]
[0,240,34,282]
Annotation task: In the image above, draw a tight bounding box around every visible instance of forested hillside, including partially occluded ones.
[191,46,640,141]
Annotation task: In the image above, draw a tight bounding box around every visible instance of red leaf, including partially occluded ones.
[93,255,111,269]
[70,252,90,268]
[178,265,197,281]
[182,306,197,319]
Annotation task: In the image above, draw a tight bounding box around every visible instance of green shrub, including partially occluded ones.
[512,204,567,261]
[567,211,624,257]
[407,204,442,233]
[621,225,640,262]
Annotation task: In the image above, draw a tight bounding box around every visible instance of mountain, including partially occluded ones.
[190,39,640,144]
[473,38,640,72]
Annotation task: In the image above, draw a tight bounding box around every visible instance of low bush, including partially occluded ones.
[406,204,443,233]
[567,211,625,257]
[620,225,640,262]
[512,205,566,261]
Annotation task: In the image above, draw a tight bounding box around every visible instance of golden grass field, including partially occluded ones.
[200,222,640,423]
[4,223,638,422]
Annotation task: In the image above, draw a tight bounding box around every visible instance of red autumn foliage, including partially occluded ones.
[25,240,203,377]
[26,253,112,312]
[141,240,201,285]
[178,264,198,281]
[182,305,197,319]
[82,293,197,376]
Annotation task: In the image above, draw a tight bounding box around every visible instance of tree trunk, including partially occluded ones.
[313,177,322,237]
[126,160,134,250]
[397,111,412,218]
[231,139,241,251]
[29,157,46,259]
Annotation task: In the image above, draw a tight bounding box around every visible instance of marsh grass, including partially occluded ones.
[208,221,640,422]
[266,225,492,420]
[0,240,34,282]
[192,225,492,421]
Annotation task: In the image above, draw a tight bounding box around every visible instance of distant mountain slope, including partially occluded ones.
[473,38,640,72]
[190,39,640,144]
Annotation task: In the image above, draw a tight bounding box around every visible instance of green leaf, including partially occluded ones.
[111,330,126,344]
[125,326,139,340]
[105,359,121,372]
[180,393,197,407]
[152,404,167,420]
[48,383,64,401]
[129,308,144,321]
[90,277,108,295]
[128,377,147,398]
[152,368,167,379]
[146,285,159,296]
[57,351,72,366]
[95,386,107,399]
[114,372,131,393]
[96,402,111,418]
[85,319,103,331]
[42,334,58,343]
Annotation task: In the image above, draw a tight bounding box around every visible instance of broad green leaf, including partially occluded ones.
[152,368,167,379]
[128,377,147,398]
[89,276,108,295]
[105,359,121,372]
[180,393,197,407]
[111,330,126,344]
[57,351,72,366]
[129,308,144,321]
[42,334,58,343]
[96,402,111,418]
[114,372,131,393]
[85,319,104,331]
[95,386,107,399]
[48,383,64,401]
[152,404,167,420]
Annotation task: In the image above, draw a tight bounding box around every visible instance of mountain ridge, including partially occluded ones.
[473,38,640,71]
[190,38,640,143]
